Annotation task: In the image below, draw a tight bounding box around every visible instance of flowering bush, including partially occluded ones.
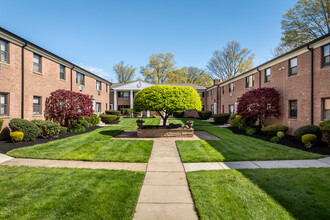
[45,89,93,127]
[237,88,280,127]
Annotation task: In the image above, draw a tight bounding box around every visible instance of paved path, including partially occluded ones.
[133,140,198,220]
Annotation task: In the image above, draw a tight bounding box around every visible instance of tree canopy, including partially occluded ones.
[207,41,254,81]
[113,61,136,83]
[134,85,202,126]
[273,0,330,56]
[166,67,213,87]
[140,53,175,84]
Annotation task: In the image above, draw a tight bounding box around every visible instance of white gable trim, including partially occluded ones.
[112,80,154,91]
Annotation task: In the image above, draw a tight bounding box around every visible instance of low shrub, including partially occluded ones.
[169,123,183,128]
[59,126,67,134]
[69,116,85,130]
[319,120,330,147]
[261,125,289,136]
[87,114,99,127]
[230,113,237,120]
[31,120,60,138]
[246,127,257,135]
[271,136,280,144]
[301,134,318,148]
[213,113,230,124]
[9,118,39,141]
[105,110,120,116]
[82,120,92,129]
[294,125,322,143]
[121,108,133,116]
[230,118,239,128]
[10,131,24,142]
[277,131,285,139]
[173,111,184,118]
[152,115,157,118]
[198,111,212,120]
[236,115,249,130]
[100,114,117,124]
[0,118,3,131]
[69,125,85,132]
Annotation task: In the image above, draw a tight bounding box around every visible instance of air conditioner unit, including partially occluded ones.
[79,85,84,91]
[98,90,101,95]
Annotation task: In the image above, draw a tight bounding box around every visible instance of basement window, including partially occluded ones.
[0,93,8,115]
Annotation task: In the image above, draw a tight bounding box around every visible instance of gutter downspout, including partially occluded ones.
[257,68,261,88]
[21,43,27,119]
[307,45,314,125]
[70,66,74,91]
[218,85,221,113]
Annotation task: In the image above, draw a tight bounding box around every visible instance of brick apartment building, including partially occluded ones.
[110,81,207,117]
[205,33,330,134]
[0,27,111,138]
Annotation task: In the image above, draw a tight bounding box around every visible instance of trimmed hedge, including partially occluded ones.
[198,111,212,120]
[261,125,288,136]
[10,131,24,142]
[213,113,230,124]
[301,134,318,147]
[87,114,99,127]
[277,131,285,139]
[100,114,117,124]
[121,108,133,115]
[105,110,120,116]
[82,120,92,129]
[294,125,322,142]
[0,118,3,131]
[59,126,68,134]
[31,120,60,138]
[246,127,257,135]
[9,119,39,141]
[173,111,184,118]
[69,125,85,132]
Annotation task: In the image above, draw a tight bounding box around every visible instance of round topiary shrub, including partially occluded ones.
[9,118,39,141]
[246,127,257,135]
[271,136,280,144]
[277,131,285,139]
[261,125,288,136]
[294,125,322,142]
[198,111,212,120]
[105,110,120,116]
[31,120,60,139]
[301,134,318,148]
[10,131,24,142]
[100,114,117,124]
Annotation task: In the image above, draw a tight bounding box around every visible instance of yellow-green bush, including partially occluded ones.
[277,131,285,139]
[0,118,3,131]
[301,134,317,148]
[10,131,24,142]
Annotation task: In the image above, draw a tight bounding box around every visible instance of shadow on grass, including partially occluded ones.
[98,130,124,137]
[238,168,330,220]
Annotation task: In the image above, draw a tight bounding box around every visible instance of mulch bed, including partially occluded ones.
[0,126,101,154]
[226,127,330,155]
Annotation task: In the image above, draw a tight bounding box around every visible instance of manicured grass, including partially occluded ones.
[176,126,324,162]
[0,166,145,220]
[187,168,330,220]
[168,117,212,126]
[7,125,153,162]
[117,117,161,126]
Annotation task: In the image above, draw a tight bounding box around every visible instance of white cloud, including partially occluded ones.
[79,64,115,82]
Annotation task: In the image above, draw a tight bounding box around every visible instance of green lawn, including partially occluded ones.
[0,166,145,220]
[117,117,161,126]
[7,118,160,162]
[187,168,330,220]
[176,125,324,162]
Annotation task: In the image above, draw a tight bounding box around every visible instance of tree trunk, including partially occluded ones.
[163,116,168,126]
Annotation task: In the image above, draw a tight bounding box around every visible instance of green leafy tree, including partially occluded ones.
[134,85,202,126]
[274,0,330,56]
[113,61,136,83]
[166,67,212,87]
[207,41,254,81]
[140,53,175,83]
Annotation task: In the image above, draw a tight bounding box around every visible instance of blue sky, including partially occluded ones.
[0,0,296,82]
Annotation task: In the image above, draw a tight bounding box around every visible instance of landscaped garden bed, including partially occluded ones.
[0,126,100,154]
[137,126,194,138]
[227,127,330,155]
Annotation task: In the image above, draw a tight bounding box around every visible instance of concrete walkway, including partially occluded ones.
[133,140,198,220]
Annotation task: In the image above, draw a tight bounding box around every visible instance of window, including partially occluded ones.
[76,72,84,85]
[60,65,65,80]
[289,57,297,76]
[289,100,297,119]
[0,40,8,62]
[265,68,271,82]
[106,85,108,93]
[222,86,224,94]
[322,98,330,120]
[229,105,234,115]
[0,93,8,115]
[323,44,330,67]
[96,102,101,113]
[229,83,234,93]
[199,92,204,98]
[96,81,102,91]
[211,104,214,114]
[211,89,214,96]
[33,96,42,115]
[106,103,108,110]
[118,92,129,98]
[246,75,254,88]
[33,54,41,72]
